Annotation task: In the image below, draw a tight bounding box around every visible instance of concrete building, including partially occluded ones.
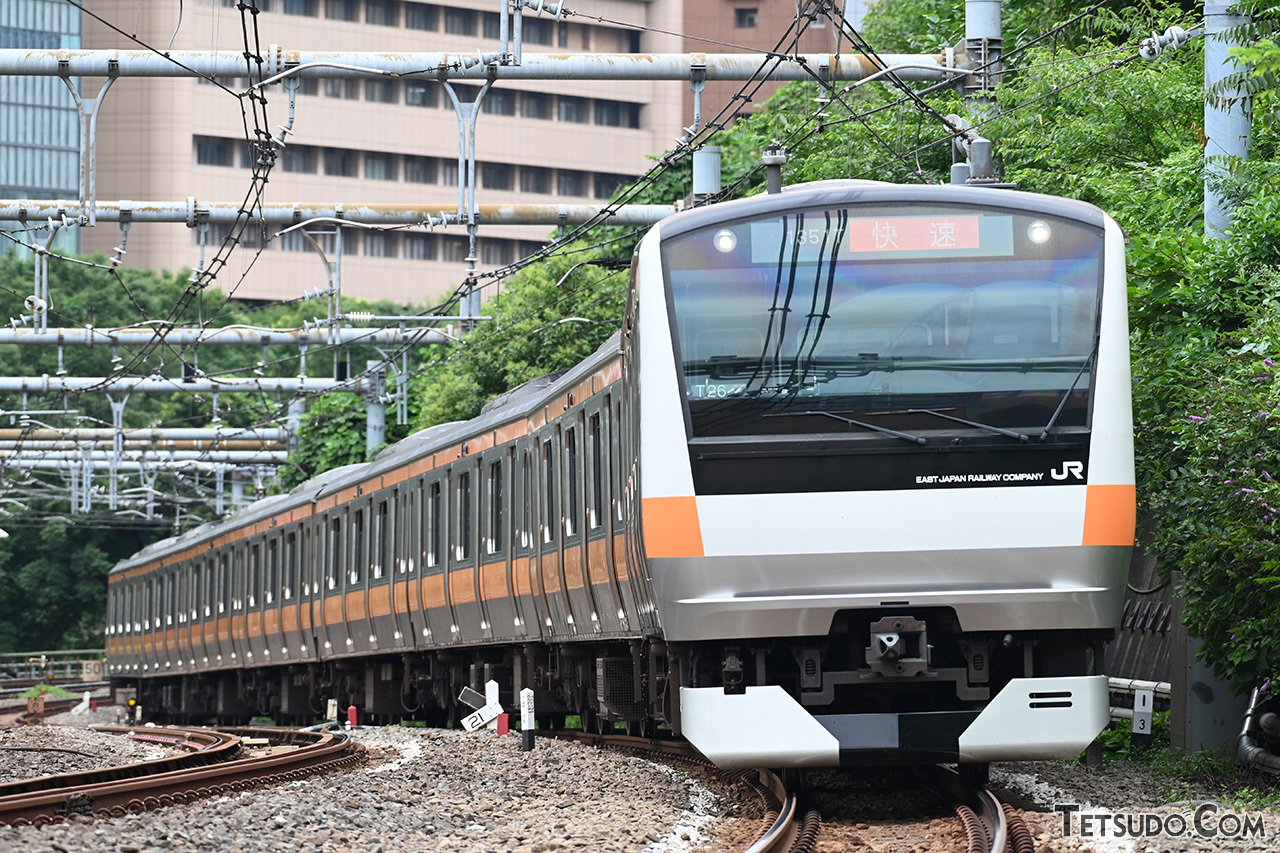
[76,0,689,307]
[6,1,854,307]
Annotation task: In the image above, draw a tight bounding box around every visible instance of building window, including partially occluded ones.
[520,92,550,119]
[557,170,586,197]
[325,0,357,22]
[195,136,233,166]
[364,231,395,257]
[444,8,474,35]
[481,163,513,190]
[480,239,513,265]
[295,77,319,96]
[282,145,317,173]
[525,18,553,45]
[324,148,357,177]
[734,7,758,28]
[405,3,436,30]
[404,233,437,260]
[594,99,640,128]
[365,0,397,25]
[405,80,438,107]
[365,79,397,103]
[442,236,469,262]
[557,96,588,123]
[283,0,316,15]
[323,78,359,99]
[520,166,550,194]
[441,161,460,186]
[449,83,481,104]
[594,173,626,200]
[558,22,569,48]
[482,12,501,39]
[482,89,516,116]
[365,152,395,180]
[404,155,437,183]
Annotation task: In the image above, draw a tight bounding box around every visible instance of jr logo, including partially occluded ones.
[1051,461,1085,481]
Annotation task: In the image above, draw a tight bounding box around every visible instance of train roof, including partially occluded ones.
[110,332,623,575]
[651,180,1109,242]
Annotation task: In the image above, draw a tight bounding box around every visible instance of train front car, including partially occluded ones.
[632,181,1134,769]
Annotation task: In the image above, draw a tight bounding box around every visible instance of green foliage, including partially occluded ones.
[1090,710,1172,763]
[0,518,156,652]
[410,244,628,430]
[276,393,371,490]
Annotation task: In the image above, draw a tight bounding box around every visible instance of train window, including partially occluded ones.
[486,460,503,554]
[267,539,278,604]
[455,471,472,561]
[153,576,161,629]
[565,427,579,537]
[214,557,224,615]
[285,532,297,599]
[169,571,178,625]
[427,482,442,568]
[232,549,244,611]
[376,500,389,579]
[520,451,532,548]
[249,544,260,607]
[542,439,555,544]
[328,516,342,590]
[352,509,365,585]
[589,413,603,529]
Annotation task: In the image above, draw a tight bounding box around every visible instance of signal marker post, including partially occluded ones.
[520,688,535,751]
[459,683,503,732]
[1131,687,1154,750]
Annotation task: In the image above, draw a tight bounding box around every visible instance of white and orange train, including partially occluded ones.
[107,180,1135,770]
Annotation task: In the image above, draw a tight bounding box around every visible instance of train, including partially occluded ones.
[107,179,1135,770]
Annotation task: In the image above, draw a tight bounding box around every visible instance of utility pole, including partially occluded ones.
[1205,3,1252,237]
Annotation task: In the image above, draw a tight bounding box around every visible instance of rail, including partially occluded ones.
[0,726,361,826]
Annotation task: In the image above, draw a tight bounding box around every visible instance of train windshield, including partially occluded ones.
[663,203,1104,438]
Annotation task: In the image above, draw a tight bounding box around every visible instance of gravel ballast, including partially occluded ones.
[0,726,760,853]
[0,727,174,784]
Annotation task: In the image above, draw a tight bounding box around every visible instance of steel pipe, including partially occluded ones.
[0,428,288,442]
[0,326,449,347]
[0,49,954,83]
[0,450,287,463]
[0,376,364,394]
[0,200,676,228]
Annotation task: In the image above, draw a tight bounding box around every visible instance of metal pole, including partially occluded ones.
[964,0,1002,118]
[1205,3,1251,238]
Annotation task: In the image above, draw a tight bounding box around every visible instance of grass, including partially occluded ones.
[1089,712,1280,809]
[18,684,78,699]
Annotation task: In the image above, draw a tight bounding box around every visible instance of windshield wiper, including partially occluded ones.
[764,410,926,445]
[1038,333,1100,441]
[875,408,1029,442]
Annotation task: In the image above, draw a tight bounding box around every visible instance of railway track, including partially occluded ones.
[551,731,1031,853]
[0,726,364,827]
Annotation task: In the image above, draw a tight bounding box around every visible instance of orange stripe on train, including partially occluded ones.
[1082,484,1136,547]
[642,496,705,559]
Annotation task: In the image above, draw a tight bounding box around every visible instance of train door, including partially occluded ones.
[369,493,399,650]
[281,527,308,659]
[587,403,625,633]
[477,453,505,641]
[320,510,348,656]
[513,444,541,637]
[390,485,418,649]
[449,462,482,643]
[247,539,270,664]
[561,416,595,635]
[421,477,451,645]
[536,430,571,637]
[230,543,249,665]
[345,501,375,654]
